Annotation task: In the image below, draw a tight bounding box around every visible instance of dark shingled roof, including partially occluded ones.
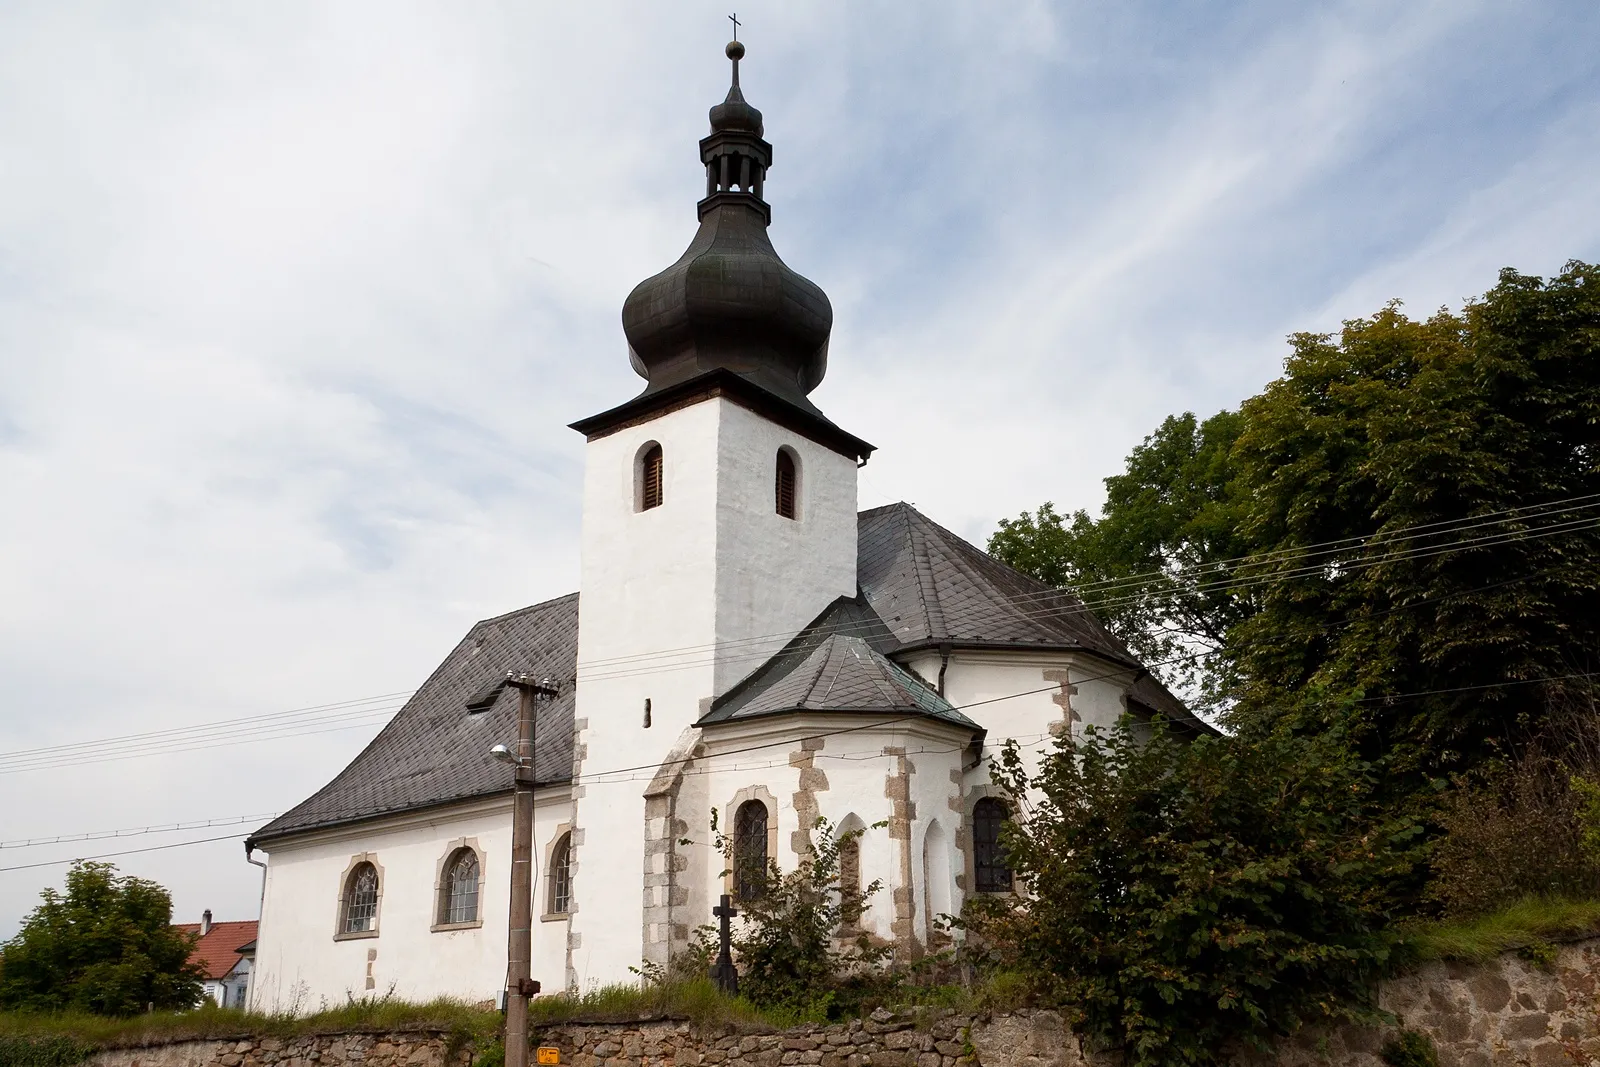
[700,597,980,731]
[248,595,579,846]
[856,503,1193,727]
[250,504,1194,846]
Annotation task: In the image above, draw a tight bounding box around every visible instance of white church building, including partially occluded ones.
[245,40,1198,1012]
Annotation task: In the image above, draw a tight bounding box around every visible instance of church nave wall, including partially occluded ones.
[249,792,572,1014]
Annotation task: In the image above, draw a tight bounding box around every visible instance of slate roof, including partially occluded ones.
[248,595,579,846]
[250,505,1193,846]
[701,598,980,731]
[174,920,258,980]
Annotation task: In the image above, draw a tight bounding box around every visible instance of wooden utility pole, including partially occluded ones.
[503,673,556,1067]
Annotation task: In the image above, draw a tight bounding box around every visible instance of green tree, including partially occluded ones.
[0,862,204,1015]
[991,261,1600,776]
[965,716,1420,1067]
[989,410,1249,709]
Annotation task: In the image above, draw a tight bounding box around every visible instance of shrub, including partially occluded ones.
[1380,1029,1438,1067]
[715,816,891,1017]
[1427,704,1600,916]
[965,715,1421,1067]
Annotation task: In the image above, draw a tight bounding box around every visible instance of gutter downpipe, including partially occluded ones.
[244,844,267,1011]
[936,642,952,699]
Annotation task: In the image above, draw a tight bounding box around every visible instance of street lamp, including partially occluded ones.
[498,672,558,1067]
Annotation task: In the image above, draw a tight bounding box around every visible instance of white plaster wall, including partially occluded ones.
[568,395,861,989]
[711,401,859,694]
[570,399,723,990]
[249,793,571,1013]
[696,717,969,949]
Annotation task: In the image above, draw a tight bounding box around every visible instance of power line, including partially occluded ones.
[0,833,251,874]
[0,814,283,851]
[6,509,1594,778]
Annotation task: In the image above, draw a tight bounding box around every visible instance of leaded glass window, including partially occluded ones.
[734,800,769,901]
[973,798,1012,893]
[549,833,573,915]
[342,862,379,933]
[442,849,479,924]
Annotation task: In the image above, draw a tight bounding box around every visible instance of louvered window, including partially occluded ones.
[641,445,664,510]
[775,450,796,519]
[733,800,769,901]
[341,862,380,933]
[549,833,573,915]
[440,848,479,924]
[973,798,1013,893]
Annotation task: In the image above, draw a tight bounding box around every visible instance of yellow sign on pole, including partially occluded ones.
[536,1048,561,1065]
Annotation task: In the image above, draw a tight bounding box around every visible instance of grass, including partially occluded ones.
[1400,896,1600,963]
[526,978,795,1030]
[0,997,500,1051]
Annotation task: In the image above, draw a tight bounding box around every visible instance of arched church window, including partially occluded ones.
[973,798,1013,894]
[548,832,573,915]
[838,835,860,899]
[639,444,664,511]
[439,848,479,925]
[733,800,769,900]
[341,862,380,933]
[775,449,797,519]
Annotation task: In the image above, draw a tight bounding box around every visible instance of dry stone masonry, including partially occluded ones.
[82,936,1600,1067]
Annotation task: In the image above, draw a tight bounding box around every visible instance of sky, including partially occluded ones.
[1,1,1597,940]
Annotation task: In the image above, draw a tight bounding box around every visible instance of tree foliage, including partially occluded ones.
[0,862,204,1016]
[990,261,1600,775]
[963,717,1421,1067]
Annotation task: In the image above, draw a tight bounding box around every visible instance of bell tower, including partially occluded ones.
[563,37,872,987]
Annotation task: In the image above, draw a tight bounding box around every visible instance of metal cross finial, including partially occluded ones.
[728,12,740,41]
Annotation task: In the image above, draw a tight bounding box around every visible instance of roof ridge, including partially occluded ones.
[904,509,949,641]
[477,590,580,628]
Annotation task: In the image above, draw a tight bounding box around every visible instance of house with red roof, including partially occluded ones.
[175,911,256,1008]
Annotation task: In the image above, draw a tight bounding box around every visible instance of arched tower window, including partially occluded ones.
[639,444,664,511]
[973,798,1012,893]
[733,800,769,900]
[548,832,573,915]
[775,449,797,519]
[341,862,380,933]
[439,848,480,925]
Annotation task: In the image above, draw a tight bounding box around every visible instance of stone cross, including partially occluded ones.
[710,893,739,995]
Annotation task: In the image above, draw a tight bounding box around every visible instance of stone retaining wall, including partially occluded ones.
[82,936,1600,1067]
[86,1031,469,1067]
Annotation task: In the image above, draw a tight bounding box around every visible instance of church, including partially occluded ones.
[244,38,1196,1011]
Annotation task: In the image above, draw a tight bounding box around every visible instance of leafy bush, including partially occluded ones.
[0,862,204,1015]
[965,716,1421,1067]
[1428,703,1600,916]
[1380,1029,1438,1067]
[710,816,890,1017]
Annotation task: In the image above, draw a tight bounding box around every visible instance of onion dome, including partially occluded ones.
[620,39,833,412]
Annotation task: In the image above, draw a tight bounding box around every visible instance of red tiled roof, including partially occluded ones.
[173,920,258,980]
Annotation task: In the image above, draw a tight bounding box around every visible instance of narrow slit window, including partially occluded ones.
[641,445,664,510]
[775,450,796,519]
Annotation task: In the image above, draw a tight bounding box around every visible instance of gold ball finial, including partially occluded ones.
[726,40,745,61]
